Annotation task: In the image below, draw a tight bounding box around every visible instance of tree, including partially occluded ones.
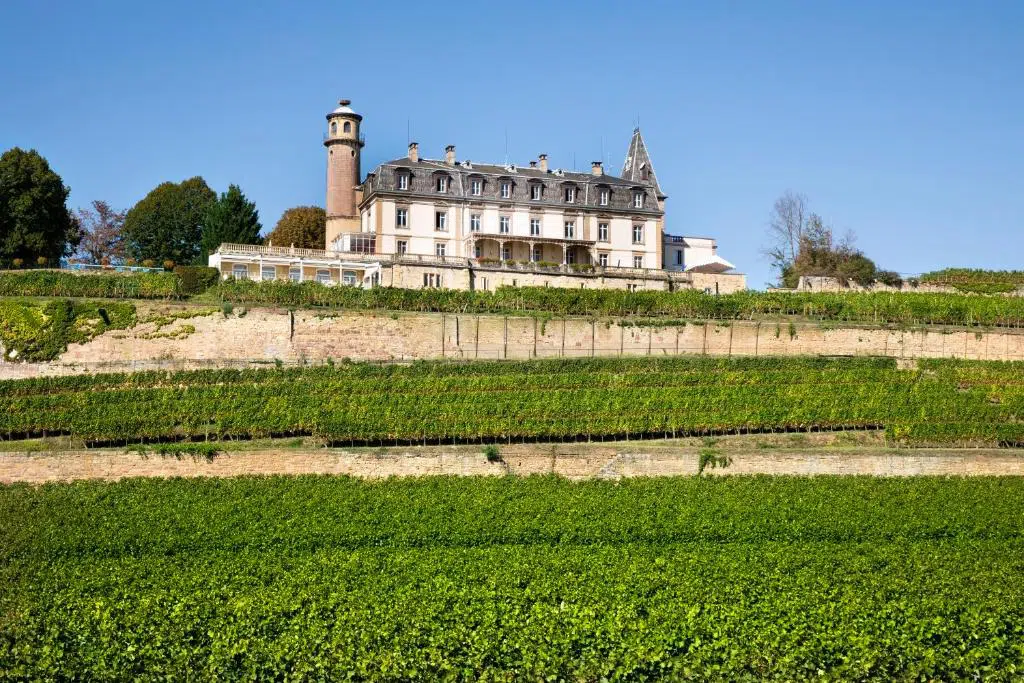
[75,200,126,264]
[762,190,808,284]
[122,177,216,266]
[787,214,879,287]
[201,184,262,259]
[0,148,80,266]
[265,206,326,250]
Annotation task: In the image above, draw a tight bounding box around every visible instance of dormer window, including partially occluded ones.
[564,186,576,203]
[470,178,482,196]
[436,176,448,193]
[530,184,542,201]
[397,173,409,190]
[500,181,512,199]
[633,191,644,208]
[599,188,609,206]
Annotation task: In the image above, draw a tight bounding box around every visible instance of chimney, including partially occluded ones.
[591,161,603,176]
[529,160,537,168]
[408,142,419,162]
[445,145,456,165]
[538,154,548,172]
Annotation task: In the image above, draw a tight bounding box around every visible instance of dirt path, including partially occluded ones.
[2,443,1022,483]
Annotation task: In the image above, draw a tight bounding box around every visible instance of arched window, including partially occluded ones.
[343,121,352,133]
[330,121,337,135]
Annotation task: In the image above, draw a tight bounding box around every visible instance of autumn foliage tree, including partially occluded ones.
[266,206,326,250]
[75,200,126,264]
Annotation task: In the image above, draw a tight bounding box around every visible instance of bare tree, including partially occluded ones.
[762,191,809,281]
[75,200,126,264]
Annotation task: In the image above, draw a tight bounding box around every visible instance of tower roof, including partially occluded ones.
[327,98,361,119]
[621,128,665,199]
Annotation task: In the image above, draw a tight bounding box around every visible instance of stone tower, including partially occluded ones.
[324,99,364,249]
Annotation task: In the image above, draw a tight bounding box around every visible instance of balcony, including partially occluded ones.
[469,258,677,281]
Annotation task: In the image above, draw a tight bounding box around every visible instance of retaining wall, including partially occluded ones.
[3,304,1024,378]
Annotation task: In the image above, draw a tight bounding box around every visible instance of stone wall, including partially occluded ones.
[795,275,1024,296]
[4,444,1023,483]
[3,303,1024,378]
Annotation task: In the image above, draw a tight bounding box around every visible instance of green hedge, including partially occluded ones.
[172,266,219,295]
[215,280,1024,327]
[3,476,1024,679]
[0,270,179,299]
[1,356,1020,446]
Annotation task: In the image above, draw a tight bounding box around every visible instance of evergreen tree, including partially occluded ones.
[0,148,80,266]
[201,184,262,259]
[123,177,216,266]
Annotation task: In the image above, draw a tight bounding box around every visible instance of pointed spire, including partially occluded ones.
[621,128,664,199]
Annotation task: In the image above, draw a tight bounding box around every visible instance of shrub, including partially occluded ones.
[483,444,501,462]
[11,258,23,269]
[0,299,136,361]
[142,259,155,268]
[173,266,220,295]
[162,259,175,271]
[36,256,48,267]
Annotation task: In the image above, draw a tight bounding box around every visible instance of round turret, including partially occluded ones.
[324,99,365,248]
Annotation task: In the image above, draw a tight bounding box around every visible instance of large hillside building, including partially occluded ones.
[209,100,743,293]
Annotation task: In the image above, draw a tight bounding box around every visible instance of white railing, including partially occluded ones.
[216,243,470,268]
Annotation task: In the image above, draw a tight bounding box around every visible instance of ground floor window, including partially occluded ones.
[501,245,511,260]
[532,246,542,262]
[633,255,644,268]
[342,270,357,285]
[599,253,608,267]
[435,243,447,257]
[423,273,442,288]
[261,265,276,281]
[566,251,575,264]
[316,269,332,284]
[232,264,249,279]
[289,266,301,282]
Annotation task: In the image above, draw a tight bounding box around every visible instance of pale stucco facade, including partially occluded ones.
[210,99,744,292]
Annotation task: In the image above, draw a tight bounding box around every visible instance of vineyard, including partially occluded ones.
[921,268,1024,294]
[1,356,1021,446]
[2,475,1023,679]
[217,279,1024,327]
[0,270,180,299]
[5,270,1024,329]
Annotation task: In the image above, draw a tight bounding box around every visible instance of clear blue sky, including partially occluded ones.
[2,0,1021,287]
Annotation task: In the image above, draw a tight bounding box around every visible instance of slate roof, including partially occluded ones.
[362,157,663,215]
[621,128,665,199]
